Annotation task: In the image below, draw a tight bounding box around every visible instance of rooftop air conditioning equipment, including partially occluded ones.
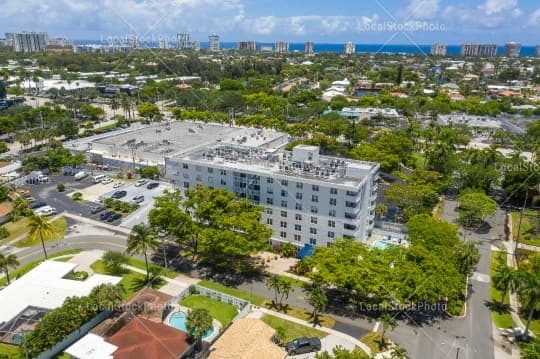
[188,128,196,133]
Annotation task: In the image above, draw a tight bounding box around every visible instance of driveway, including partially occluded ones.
[286,334,357,359]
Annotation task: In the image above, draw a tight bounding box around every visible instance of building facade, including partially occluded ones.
[504,42,521,58]
[344,42,355,55]
[430,43,447,56]
[536,45,540,58]
[208,33,220,51]
[12,32,47,52]
[237,41,257,51]
[177,33,199,50]
[460,43,497,57]
[305,41,314,55]
[274,41,289,53]
[165,144,379,248]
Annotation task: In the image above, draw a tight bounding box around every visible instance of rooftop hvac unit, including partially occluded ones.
[188,128,196,133]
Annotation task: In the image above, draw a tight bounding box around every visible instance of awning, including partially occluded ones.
[296,244,314,259]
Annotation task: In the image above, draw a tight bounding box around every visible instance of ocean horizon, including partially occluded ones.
[74,40,538,57]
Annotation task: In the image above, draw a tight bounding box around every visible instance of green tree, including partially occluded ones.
[380,313,397,339]
[315,347,371,359]
[0,141,8,154]
[522,338,540,359]
[455,241,480,277]
[375,203,388,219]
[55,118,79,139]
[102,251,128,275]
[493,264,520,304]
[79,104,105,121]
[186,308,213,350]
[219,78,244,91]
[0,79,6,99]
[307,281,328,326]
[27,214,54,259]
[0,253,19,284]
[281,242,296,258]
[518,254,540,339]
[137,102,161,121]
[391,346,410,359]
[138,166,160,179]
[266,275,292,309]
[126,224,159,282]
[458,190,497,227]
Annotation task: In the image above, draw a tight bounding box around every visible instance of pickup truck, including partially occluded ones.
[285,337,321,355]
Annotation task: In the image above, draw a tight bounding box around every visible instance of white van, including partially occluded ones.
[93,174,106,183]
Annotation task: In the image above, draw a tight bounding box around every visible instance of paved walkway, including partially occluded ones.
[68,249,105,275]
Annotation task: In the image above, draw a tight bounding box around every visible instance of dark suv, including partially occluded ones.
[146,182,159,189]
[111,190,127,199]
[100,211,114,221]
[285,337,321,355]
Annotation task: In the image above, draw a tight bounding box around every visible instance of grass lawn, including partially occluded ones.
[261,314,327,344]
[180,295,238,326]
[0,343,20,358]
[126,257,177,279]
[13,216,67,248]
[262,300,335,328]
[361,332,392,353]
[490,251,514,329]
[0,217,31,245]
[511,211,540,247]
[91,260,165,300]
[53,256,75,262]
[198,280,266,306]
[0,249,81,286]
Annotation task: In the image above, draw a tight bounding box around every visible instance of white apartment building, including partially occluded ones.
[165,144,379,248]
[344,42,355,55]
[209,33,220,51]
[12,32,47,53]
[275,41,289,53]
[431,43,447,56]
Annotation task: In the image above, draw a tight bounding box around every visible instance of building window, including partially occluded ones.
[295,214,302,221]
[183,182,189,188]
[311,217,318,224]
[267,178,274,184]
[182,173,189,179]
[281,190,287,197]
[311,195,319,203]
[345,201,356,208]
[310,238,317,245]
[281,200,287,208]
[281,180,288,186]
[280,231,287,239]
[266,208,273,215]
[329,198,337,206]
[281,211,287,218]
[312,185,319,192]
[182,163,188,169]
[267,198,273,205]
[196,166,202,172]
[280,221,287,228]
[220,169,227,176]
[196,175,202,182]
[208,177,213,184]
[296,182,303,189]
[294,234,301,242]
[295,203,302,211]
[328,220,335,228]
[207,167,213,173]
[220,179,227,186]
[295,224,302,231]
[330,188,338,195]
[267,188,273,194]
[295,192,303,200]
[310,206,318,214]
[328,231,335,238]
[329,209,336,217]
[267,218,273,225]
[346,190,358,196]
[310,228,317,234]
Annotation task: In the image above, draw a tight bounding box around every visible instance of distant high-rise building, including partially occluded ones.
[460,43,497,57]
[536,45,540,58]
[430,43,447,56]
[274,41,289,53]
[208,33,220,51]
[504,42,521,58]
[237,41,257,51]
[158,39,170,49]
[344,42,355,55]
[11,32,47,52]
[177,33,191,49]
[305,41,314,55]
[4,33,15,47]
[46,37,73,48]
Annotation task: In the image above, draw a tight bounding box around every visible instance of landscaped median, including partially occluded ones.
[13,216,67,247]
[490,251,514,330]
[261,314,327,344]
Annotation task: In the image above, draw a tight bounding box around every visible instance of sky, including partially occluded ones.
[1,0,540,44]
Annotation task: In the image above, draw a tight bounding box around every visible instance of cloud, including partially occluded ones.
[479,0,518,16]
[529,8,540,26]
[405,0,440,19]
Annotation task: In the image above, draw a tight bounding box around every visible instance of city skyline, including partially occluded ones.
[1,0,540,44]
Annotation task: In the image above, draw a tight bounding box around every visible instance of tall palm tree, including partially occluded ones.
[186,308,213,351]
[126,224,159,282]
[455,242,480,277]
[110,96,119,117]
[0,253,19,284]
[27,215,53,259]
[307,282,328,327]
[11,196,28,220]
[391,346,410,359]
[493,264,519,304]
[518,255,540,339]
[380,313,398,338]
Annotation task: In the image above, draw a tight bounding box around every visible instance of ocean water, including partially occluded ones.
[74,40,537,57]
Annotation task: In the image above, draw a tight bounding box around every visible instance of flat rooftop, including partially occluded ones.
[0,260,121,325]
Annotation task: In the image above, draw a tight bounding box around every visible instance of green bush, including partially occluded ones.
[104,197,114,208]
[57,183,65,192]
[188,284,199,295]
[0,226,9,239]
[72,192,83,201]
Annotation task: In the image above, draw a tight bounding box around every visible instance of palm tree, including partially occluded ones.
[110,96,119,117]
[90,283,124,310]
[27,214,54,259]
[518,256,540,339]
[391,346,410,359]
[126,224,159,282]
[375,203,388,220]
[307,282,328,327]
[0,253,19,284]
[493,264,520,304]
[11,196,28,220]
[266,274,282,305]
[455,242,480,277]
[380,313,398,339]
[186,308,213,351]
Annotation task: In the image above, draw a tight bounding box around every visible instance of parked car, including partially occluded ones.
[107,212,121,222]
[90,205,105,214]
[146,182,159,190]
[285,337,321,356]
[135,179,147,187]
[35,206,57,216]
[111,190,127,199]
[29,201,47,210]
[74,171,88,181]
[113,182,123,188]
[100,211,114,221]
[132,195,144,203]
[101,177,113,184]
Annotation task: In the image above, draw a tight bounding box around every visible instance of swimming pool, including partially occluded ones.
[168,311,214,339]
[372,240,394,250]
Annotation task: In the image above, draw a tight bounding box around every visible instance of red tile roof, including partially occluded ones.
[107,317,191,359]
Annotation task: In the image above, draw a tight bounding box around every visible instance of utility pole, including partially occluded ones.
[514,191,529,265]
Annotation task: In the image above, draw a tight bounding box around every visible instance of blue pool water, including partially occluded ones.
[168,311,214,339]
[372,241,393,250]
